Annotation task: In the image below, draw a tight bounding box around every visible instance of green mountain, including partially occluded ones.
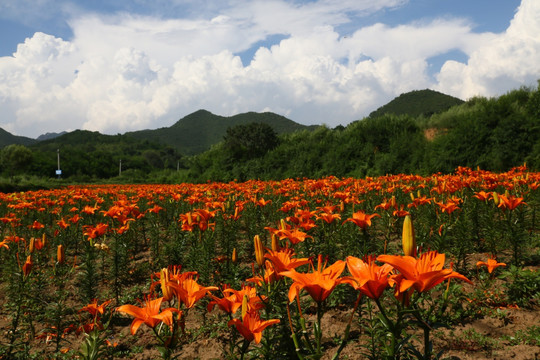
[0,128,36,148]
[127,110,318,155]
[369,89,464,118]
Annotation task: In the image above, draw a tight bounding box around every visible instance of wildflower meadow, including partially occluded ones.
[0,166,539,359]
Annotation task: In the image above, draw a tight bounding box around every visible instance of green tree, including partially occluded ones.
[0,144,33,179]
[223,122,279,160]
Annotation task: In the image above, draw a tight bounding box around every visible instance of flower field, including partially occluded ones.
[0,166,539,359]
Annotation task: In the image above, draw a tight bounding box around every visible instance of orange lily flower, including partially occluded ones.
[228,310,280,344]
[208,285,266,315]
[82,204,100,215]
[116,296,180,335]
[435,200,460,215]
[57,218,70,229]
[207,287,241,314]
[146,204,163,214]
[255,198,272,207]
[343,255,394,300]
[246,261,280,286]
[497,194,526,211]
[30,220,44,230]
[377,251,471,294]
[473,191,491,202]
[264,247,310,275]
[167,273,218,309]
[375,197,396,211]
[83,223,109,240]
[343,211,380,229]
[392,206,410,218]
[0,239,9,250]
[407,196,432,208]
[80,299,112,318]
[316,211,341,224]
[476,255,506,274]
[280,255,346,303]
[281,227,312,245]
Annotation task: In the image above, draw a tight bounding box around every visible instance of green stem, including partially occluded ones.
[315,301,323,357]
[374,297,401,360]
[331,294,362,360]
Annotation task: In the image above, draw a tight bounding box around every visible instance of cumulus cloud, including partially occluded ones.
[0,0,538,138]
[435,0,540,99]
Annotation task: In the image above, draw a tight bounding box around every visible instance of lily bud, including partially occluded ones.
[241,295,248,320]
[42,233,47,247]
[160,268,174,301]
[410,192,415,202]
[231,248,238,264]
[29,237,35,253]
[402,215,416,257]
[280,219,286,231]
[22,255,33,276]
[492,192,499,205]
[271,234,280,252]
[254,235,264,267]
[57,244,65,264]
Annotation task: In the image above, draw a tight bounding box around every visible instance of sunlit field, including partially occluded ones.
[0,166,539,359]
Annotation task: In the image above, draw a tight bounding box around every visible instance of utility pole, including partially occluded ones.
[119,159,122,176]
[56,149,62,179]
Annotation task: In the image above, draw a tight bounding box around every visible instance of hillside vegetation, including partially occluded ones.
[184,85,539,182]
[0,84,538,185]
[0,128,36,148]
[369,89,464,118]
[127,110,317,155]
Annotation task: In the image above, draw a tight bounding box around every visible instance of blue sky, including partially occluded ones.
[0,0,537,138]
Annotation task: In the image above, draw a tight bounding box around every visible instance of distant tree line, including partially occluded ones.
[186,84,540,182]
[0,83,539,185]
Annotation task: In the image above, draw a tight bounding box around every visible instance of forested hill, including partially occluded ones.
[0,128,36,148]
[126,110,318,155]
[369,89,464,118]
[187,85,540,182]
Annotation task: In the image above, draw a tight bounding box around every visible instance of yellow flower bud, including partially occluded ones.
[29,237,35,253]
[160,268,174,301]
[271,234,280,252]
[57,244,65,264]
[410,192,415,202]
[402,215,416,257]
[492,192,499,205]
[254,235,264,267]
[241,295,248,320]
[232,248,238,264]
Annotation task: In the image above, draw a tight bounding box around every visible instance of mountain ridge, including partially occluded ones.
[0,89,464,152]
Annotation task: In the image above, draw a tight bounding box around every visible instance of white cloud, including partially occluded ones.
[0,0,537,138]
[435,0,540,99]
